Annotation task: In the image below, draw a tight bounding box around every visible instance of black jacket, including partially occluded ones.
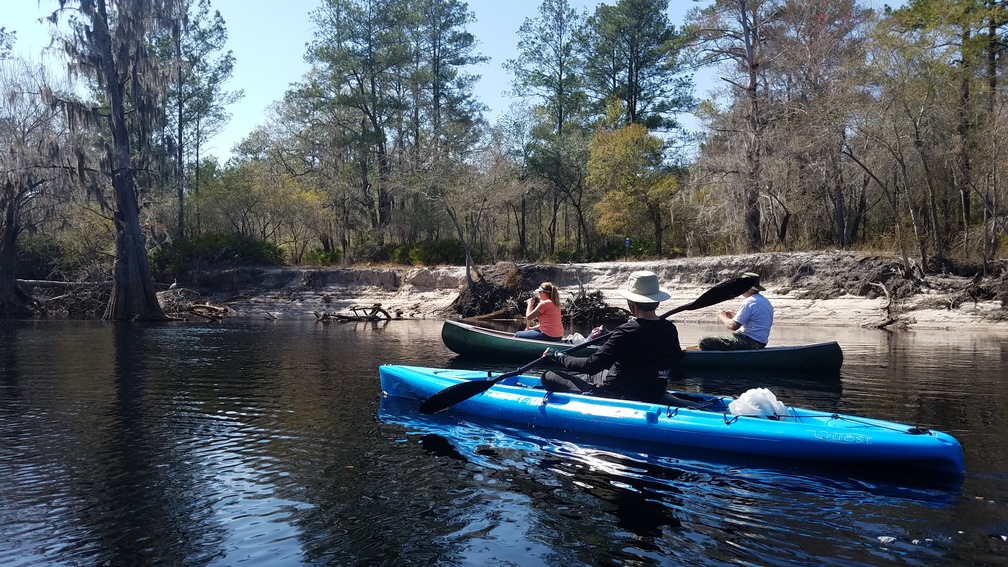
[555,317,682,401]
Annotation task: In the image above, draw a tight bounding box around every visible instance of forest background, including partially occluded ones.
[0,0,1007,320]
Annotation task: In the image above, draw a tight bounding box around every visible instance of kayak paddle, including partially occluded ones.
[418,274,759,415]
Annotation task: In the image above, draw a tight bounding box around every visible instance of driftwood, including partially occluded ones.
[466,307,513,321]
[156,287,225,321]
[867,281,900,330]
[451,276,519,318]
[16,279,108,289]
[563,289,630,324]
[188,303,231,321]
[453,281,632,324]
[947,273,989,310]
[18,279,111,317]
[317,303,392,322]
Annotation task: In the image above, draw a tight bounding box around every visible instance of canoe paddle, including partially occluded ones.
[418,274,759,415]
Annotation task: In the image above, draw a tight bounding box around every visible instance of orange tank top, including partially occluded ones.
[534,300,564,338]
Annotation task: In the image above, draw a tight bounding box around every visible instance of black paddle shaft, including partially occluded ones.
[418,275,759,415]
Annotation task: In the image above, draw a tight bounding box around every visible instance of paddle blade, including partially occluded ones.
[692,275,759,307]
[418,378,496,414]
[663,275,759,317]
[418,356,549,415]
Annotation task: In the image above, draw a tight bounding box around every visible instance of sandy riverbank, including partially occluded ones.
[170,250,1008,331]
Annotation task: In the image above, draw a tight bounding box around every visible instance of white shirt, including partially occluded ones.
[733,293,774,345]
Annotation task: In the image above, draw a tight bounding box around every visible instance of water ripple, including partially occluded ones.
[2,319,1007,566]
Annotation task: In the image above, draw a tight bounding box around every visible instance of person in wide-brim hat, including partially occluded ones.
[540,270,681,404]
[743,271,766,292]
[617,271,671,304]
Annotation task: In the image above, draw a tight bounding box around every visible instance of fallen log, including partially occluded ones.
[17,279,108,289]
[188,303,230,321]
[465,307,513,321]
[325,303,393,322]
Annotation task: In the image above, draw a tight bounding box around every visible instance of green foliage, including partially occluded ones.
[390,245,414,265]
[628,239,653,258]
[16,228,114,282]
[496,240,533,262]
[307,248,343,266]
[18,0,1008,274]
[346,236,381,265]
[592,239,630,261]
[45,211,115,281]
[356,240,419,266]
[505,0,589,131]
[362,240,464,266]
[588,122,678,255]
[408,239,466,266]
[16,237,63,280]
[150,233,286,279]
[154,0,241,238]
[551,249,585,263]
[581,0,691,128]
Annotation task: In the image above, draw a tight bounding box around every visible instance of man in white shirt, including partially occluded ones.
[698,272,774,350]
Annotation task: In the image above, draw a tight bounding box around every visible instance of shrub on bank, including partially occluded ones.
[151,233,285,280]
[365,239,465,266]
[17,233,111,282]
[16,237,64,280]
[307,248,343,266]
[408,239,465,265]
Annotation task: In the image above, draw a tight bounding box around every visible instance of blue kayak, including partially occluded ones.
[378,365,965,480]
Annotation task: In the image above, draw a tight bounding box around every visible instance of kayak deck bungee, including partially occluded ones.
[378,364,964,479]
[441,319,844,371]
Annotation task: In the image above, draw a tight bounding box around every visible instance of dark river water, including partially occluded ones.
[1,318,1006,566]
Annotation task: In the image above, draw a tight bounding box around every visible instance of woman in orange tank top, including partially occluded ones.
[514,281,564,341]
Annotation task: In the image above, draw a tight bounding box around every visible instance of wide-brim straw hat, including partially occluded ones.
[743,272,766,292]
[617,271,671,303]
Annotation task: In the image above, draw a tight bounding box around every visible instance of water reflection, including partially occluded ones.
[0,319,1005,566]
[378,395,966,566]
[378,394,961,494]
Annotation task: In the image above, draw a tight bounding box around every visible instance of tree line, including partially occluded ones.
[1,0,1007,319]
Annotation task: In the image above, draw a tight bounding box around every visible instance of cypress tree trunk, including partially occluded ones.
[92,0,167,321]
[0,185,33,318]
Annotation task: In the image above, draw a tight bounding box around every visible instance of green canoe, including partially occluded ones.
[440,319,843,371]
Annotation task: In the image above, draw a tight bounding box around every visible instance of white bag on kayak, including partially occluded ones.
[728,388,787,417]
[565,332,586,345]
